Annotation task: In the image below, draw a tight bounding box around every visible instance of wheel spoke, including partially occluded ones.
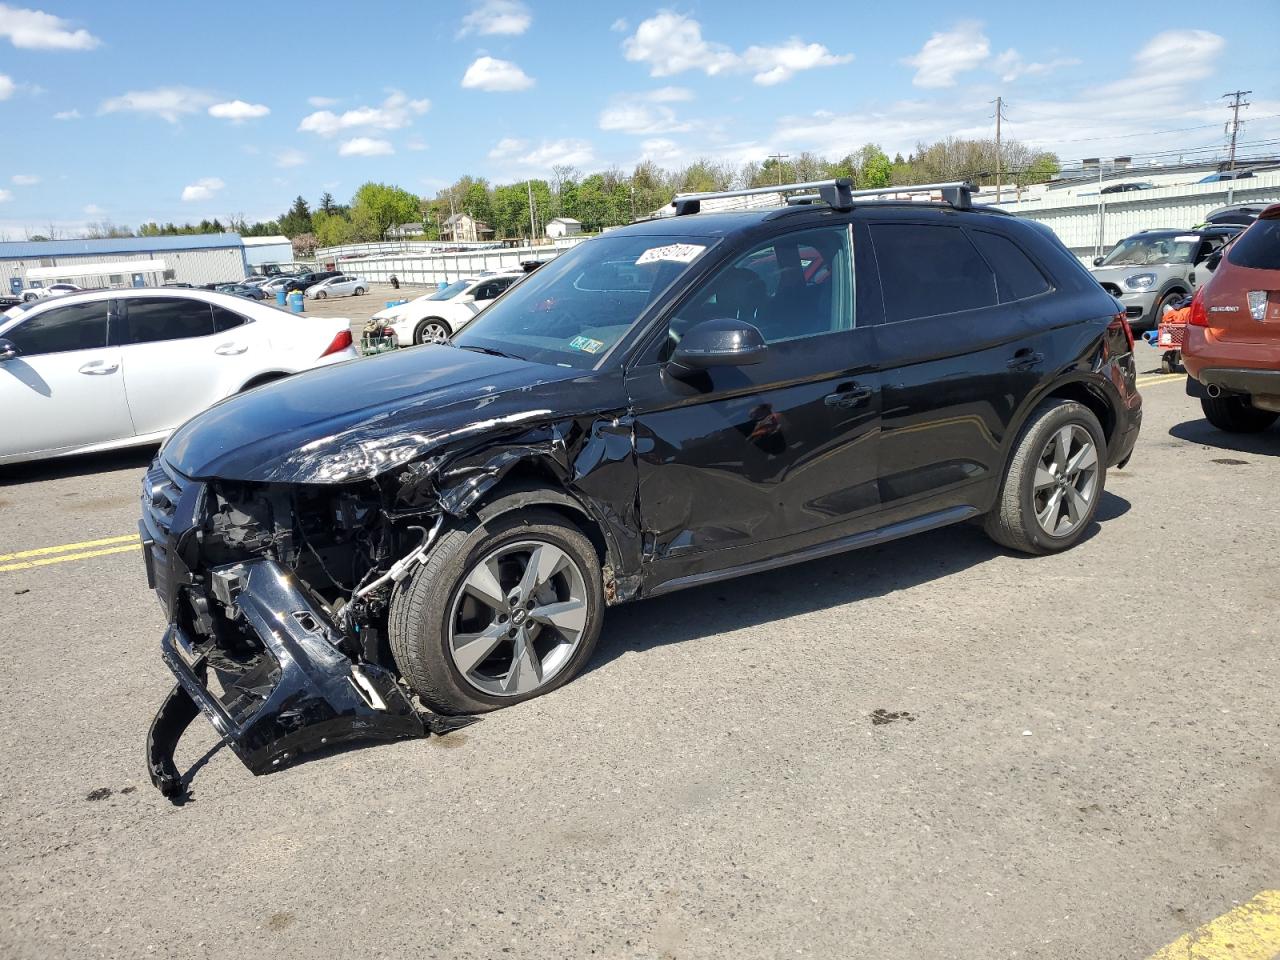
[503,632,543,694]
[1066,440,1097,477]
[1036,488,1063,531]
[1063,485,1085,525]
[1052,427,1072,471]
[1034,466,1057,490]
[463,559,509,614]
[529,598,586,637]
[452,623,508,675]
[518,544,567,599]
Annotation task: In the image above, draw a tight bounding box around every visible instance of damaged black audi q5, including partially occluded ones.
[140,180,1141,794]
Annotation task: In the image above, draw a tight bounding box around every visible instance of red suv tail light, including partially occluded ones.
[1187,288,1208,327]
[1109,311,1135,350]
[320,329,353,357]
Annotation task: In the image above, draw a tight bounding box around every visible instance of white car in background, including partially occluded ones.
[370,272,523,345]
[307,274,368,299]
[0,287,357,465]
[22,282,81,302]
[259,275,298,296]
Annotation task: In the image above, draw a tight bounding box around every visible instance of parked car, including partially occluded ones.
[1100,181,1155,194]
[0,287,357,465]
[370,272,524,345]
[22,282,81,302]
[139,178,1142,794]
[1182,203,1280,432]
[307,274,368,299]
[1198,169,1256,184]
[285,270,342,294]
[258,275,299,296]
[214,282,268,301]
[1090,226,1241,329]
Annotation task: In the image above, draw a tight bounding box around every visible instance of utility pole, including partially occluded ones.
[526,179,537,246]
[990,96,1007,204]
[767,153,790,187]
[1222,90,1251,171]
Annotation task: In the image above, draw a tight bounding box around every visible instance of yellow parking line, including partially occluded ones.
[0,542,141,573]
[1147,890,1280,960]
[1137,373,1186,387]
[0,533,140,563]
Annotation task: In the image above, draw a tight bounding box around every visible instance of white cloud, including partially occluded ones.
[11,173,38,185]
[308,95,338,107]
[181,177,224,202]
[274,148,307,168]
[458,0,530,37]
[647,85,693,103]
[610,17,628,32]
[461,56,534,92]
[639,137,684,165]
[83,203,103,216]
[208,99,270,121]
[903,22,989,88]
[991,49,1079,83]
[599,88,694,135]
[0,74,12,100]
[1132,29,1224,82]
[298,90,429,136]
[0,188,11,203]
[622,13,850,86]
[100,87,214,123]
[52,107,79,119]
[0,4,100,50]
[338,137,394,157]
[489,137,594,170]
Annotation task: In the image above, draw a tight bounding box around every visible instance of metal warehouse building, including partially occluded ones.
[0,234,250,295]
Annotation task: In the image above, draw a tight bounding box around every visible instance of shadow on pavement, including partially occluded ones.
[589,491,1130,675]
[1168,418,1280,457]
[0,445,157,487]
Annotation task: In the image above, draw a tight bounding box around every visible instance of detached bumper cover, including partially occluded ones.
[146,558,425,797]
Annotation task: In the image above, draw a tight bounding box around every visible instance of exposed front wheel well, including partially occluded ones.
[471,473,611,573]
[1041,381,1116,451]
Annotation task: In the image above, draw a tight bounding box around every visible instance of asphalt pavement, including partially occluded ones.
[1,349,1277,960]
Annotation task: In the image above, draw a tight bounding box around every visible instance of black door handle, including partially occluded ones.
[1007,348,1044,369]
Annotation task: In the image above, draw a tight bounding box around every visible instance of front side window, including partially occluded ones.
[667,225,853,350]
[871,223,998,323]
[5,301,109,356]
[121,297,214,345]
[455,234,716,369]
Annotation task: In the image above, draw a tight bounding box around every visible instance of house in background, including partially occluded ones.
[386,222,426,239]
[545,217,583,239]
[440,213,495,243]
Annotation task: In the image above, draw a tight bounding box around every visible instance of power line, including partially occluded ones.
[991,96,1008,203]
[1028,113,1280,145]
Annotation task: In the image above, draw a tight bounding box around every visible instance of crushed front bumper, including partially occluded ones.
[146,558,426,797]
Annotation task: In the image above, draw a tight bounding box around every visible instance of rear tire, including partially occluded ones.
[1201,394,1278,433]
[388,509,604,715]
[984,399,1107,555]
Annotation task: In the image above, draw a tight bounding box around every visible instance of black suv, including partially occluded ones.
[141,180,1141,794]
[284,270,341,293]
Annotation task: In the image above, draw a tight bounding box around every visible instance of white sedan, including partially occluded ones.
[22,282,81,302]
[370,272,523,345]
[307,274,368,299]
[0,287,358,465]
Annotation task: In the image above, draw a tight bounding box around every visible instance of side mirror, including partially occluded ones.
[669,317,767,372]
[0,338,18,362]
[1092,257,1105,267]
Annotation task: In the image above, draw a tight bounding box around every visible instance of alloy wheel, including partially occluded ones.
[1032,424,1098,537]
[418,321,449,344]
[448,539,589,697]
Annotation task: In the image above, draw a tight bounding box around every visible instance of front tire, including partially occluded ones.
[316,291,327,299]
[354,287,365,296]
[414,318,450,344]
[389,510,604,715]
[1201,394,1278,433]
[984,400,1107,555]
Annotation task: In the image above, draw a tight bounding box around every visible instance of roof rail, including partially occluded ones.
[672,179,975,216]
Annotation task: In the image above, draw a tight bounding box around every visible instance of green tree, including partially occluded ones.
[318,192,336,215]
[278,195,312,237]
[348,182,422,240]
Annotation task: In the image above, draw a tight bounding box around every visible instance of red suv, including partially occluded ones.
[1183,204,1280,432]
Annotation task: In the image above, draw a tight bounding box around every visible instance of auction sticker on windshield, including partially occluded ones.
[569,335,605,354]
[636,243,706,265]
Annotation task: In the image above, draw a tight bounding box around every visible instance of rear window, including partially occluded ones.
[870,222,998,323]
[1226,219,1280,270]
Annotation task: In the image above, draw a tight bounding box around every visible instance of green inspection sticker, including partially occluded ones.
[568,335,606,354]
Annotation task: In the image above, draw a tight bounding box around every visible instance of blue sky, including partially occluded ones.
[1,0,1277,235]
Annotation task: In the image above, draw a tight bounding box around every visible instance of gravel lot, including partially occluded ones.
[1,347,1277,960]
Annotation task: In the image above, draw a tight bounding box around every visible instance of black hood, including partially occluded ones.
[162,346,598,483]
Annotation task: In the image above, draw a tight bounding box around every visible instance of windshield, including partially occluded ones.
[1100,235,1198,267]
[426,279,473,301]
[453,234,716,369]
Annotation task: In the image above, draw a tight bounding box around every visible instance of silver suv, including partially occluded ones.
[1090,226,1240,329]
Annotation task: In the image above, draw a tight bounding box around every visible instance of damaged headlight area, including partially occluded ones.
[142,461,469,799]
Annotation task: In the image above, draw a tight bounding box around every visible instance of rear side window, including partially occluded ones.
[969,230,1051,302]
[1226,219,1280,270]
[6,301,109,356]
[212,304,247,332]
[121,297,214,344]
[870,223,998,323]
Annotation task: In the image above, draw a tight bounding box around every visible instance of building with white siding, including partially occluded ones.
[241,235,295,271]
[0,234,249,296]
